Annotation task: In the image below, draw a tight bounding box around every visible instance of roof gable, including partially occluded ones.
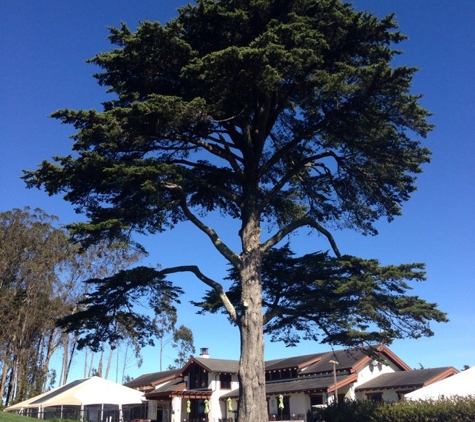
[300,349,369,375]
[300,345,411,376]
[356,367,459,392]
[145,378,186,400]
[265,353,325,372]
[124,369,180,390]
[179,357,239,376]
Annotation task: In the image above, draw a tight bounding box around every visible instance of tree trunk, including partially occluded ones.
[159,337,163,371]
[97,350,103,377]
[65,337,77,384]
[237,215,267,422]
[0,358,10,403]
[60,334,69,385]
[105,346,113,379]
[88,350,94,377]
[121,343,130,383]
[84,348,88,378]
[42,327,61,390]
[4,367,14,406]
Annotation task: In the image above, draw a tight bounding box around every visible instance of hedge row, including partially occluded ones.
[314,397,475,422]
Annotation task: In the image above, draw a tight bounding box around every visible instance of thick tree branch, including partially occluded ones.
[164,161,241,204]
[259,150,338,213]
[161,182,242,268]
[261,216,341,258]
[263,303,283,326]
[264,304,336,344]
[185,135,243,171]
[159,265,238,323]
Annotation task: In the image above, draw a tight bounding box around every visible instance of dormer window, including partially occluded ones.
[189,365,208,389]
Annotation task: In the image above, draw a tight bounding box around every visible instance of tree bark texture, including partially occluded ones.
[237,216,267,422]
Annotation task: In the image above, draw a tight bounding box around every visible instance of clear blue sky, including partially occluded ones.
[1,0,474,381]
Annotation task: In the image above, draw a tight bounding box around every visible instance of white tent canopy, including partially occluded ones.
[5,388,58,413]
[5,376,144,413]
[405,366,475,400]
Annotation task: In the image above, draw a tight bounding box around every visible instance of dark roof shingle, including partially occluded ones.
[300,349,368,374]
[265,353,326,372]
[356,367,458,391]
[124,369,179,389]
[221,373,355,398]
[192,357,240,374]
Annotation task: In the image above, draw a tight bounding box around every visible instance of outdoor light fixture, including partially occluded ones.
[329,360,339,404]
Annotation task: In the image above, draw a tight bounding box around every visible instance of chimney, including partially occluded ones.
[200,347,209,358]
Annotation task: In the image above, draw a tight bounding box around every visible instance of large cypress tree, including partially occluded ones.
[24,1,443,420]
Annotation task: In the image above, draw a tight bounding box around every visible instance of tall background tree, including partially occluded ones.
[169,325,196,370]
[0,208,144,405]
[0,208,71,404]
[24,1,445,420]
[55,237,145,386]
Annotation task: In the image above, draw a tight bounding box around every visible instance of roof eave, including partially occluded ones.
[423,367,459,386]
[327,373,358,393]
[151,374,180,387]
[377,345,412,371]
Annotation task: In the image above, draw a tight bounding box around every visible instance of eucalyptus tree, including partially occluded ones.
[24,1,441,420]
[56,239,144,385]
[169,325,196,370]
[0,208,70,403]
[0,208,145,403]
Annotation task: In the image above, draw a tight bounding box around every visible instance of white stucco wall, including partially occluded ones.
[171,397,181,422]
[147,400,157,420]
[353,360,402,402]
[205,372,240,421]
[354,360,398,390]
[288,392,308,416]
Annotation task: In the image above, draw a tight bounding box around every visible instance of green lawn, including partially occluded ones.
[0,413,32,422]
[0,413,77,422]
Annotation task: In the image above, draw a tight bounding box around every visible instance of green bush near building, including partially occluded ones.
[314,397,475,422]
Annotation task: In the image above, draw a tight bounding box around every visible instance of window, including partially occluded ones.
[220,374,232,389]
[265,369,298,381]
[397,390,412,400]
[366,392,383,402]
[188,365,208,389]
[310,395,324,406]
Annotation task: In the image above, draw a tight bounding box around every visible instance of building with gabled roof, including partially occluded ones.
[124,370,180,392]
[405,366,475,400]
[179,356,240,376]
[355,366,459,401]
[128,346,458,422]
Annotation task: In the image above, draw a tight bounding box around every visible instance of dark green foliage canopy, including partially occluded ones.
[194,245,447,347]
[58,266,182,352]
[24,0,432,249]
[23,0,442,385]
